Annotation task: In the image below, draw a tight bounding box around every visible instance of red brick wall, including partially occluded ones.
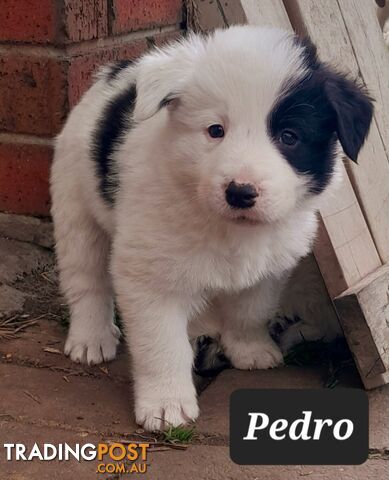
[0,0,184,216]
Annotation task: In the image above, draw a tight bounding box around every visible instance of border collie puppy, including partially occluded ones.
[51,26,373,431]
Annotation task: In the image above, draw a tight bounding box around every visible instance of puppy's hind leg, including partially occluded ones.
[52,198,120,365]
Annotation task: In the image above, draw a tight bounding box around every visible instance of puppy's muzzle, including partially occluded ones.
[225,181,258,209]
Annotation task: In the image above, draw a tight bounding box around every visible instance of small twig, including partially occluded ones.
[147,447,171,452]
[106,439,188,451]
[13,321,39,333]
[23,390,41,404]
[43,347,62,355]
[1,314,21,325]
[40,272,55,284]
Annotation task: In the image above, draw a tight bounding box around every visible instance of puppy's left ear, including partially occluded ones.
[133,53,183,121]
[133,36,202,122]
[325,74,374,162]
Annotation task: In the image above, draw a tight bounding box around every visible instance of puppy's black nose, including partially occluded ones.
[225,181,258,209]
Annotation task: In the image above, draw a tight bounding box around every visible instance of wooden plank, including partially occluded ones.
[186,0,289,31]
[335,263,389,385]
[186,0,227,31]
[283,0,389,264]
[186,0,246,31]
[219,0,247,25]
[313,218,349,299]
[337,0,389,265]
[364,371,389,390]
[316,169,381,295]
[240,0,291,28]
[338,0,389,154]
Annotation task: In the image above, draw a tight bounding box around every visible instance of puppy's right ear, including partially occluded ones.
[324,73,374,162]
[133,37,202,122]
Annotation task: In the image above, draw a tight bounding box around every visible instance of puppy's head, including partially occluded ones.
[134,26,373,225]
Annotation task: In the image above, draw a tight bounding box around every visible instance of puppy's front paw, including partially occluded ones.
[135,386,199,432]
[64,323,121,365]
[222,331,283,370]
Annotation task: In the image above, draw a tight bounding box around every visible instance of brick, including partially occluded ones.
[0,54,68,136]
[0,0,57,43]
[67,31,182,106]
[0,143,52,215]
[68,39,148,106]
[64,0,108,42]
[111,0,183,35]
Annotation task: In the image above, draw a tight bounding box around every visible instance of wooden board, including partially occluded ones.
[240,0,291,28]
[187,0,289,30]
[338,0,389,155]
[335,263,389,381]
[315,171,382,297]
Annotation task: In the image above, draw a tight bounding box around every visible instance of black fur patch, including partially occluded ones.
[194,336,231,377]
[268,38,373,193]
[106,60,133,82]
[91,83,137,203]
[268,71,338,193]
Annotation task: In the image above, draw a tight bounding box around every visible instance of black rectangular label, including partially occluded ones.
[230,389,368,465]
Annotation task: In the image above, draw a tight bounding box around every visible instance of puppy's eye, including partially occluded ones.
[280,130,298,146]
[208,124,225,138]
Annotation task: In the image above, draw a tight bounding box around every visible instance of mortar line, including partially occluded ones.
[0,24,182,59]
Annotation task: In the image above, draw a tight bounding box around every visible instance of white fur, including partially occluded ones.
[51,26,343,431]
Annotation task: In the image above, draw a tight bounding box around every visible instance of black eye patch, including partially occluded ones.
[268,74,338,194]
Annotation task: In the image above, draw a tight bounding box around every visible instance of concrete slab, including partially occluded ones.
[369,385,389,450]
[1,421,386,480]
[0,363,137,436]
[0,420,102,480]
[0,213,54,249]
[0,318,130,381]
[0,284,27,317]
[196,366,362,437]
[144,446,388,480]
[0,238,52,284]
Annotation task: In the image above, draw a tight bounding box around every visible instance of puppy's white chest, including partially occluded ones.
[192,247,267,293]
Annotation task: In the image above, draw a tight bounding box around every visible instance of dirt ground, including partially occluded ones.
[0,213,388,480]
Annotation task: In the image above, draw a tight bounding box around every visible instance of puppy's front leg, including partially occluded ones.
[116,284,199,431]
[219,278,285,370]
